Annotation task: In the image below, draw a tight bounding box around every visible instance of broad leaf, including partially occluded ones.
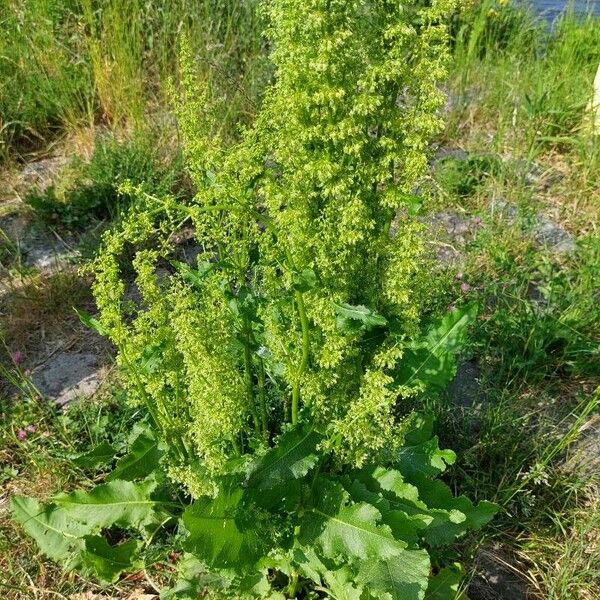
[294,545,362,600]
[299,478,405,561]
[395,304,477,390]
[10,496,88,560]
[244,423,321,508]
[425,564,468,600]
[183,482,269,568]
[160,554,231,599]
[53,479,160,532]
[82,535,142,583]
[333,302,388,333]
[73,441,117,470]
[107,429,162,482]
[292,269,318,292]
[357,550,431,600]
[396,437,456,479]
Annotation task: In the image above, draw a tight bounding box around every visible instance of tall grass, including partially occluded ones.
[447,0,600,170]
[0,0,265,161]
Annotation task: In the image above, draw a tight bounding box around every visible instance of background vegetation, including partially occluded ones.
[1,0,599,598]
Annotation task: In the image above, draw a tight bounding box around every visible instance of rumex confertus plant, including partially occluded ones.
[12,1,496,597]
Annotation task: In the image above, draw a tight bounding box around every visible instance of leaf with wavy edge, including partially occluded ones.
[10,496,88,561]
[357,550,431,600]
[107,429,162,482]
[52,479,162,532]
[299,478,405,561]
[82,535,142,583]
[244,423,321,508]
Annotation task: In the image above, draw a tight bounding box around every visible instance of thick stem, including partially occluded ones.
[257,358,269,440]
[291,290,310,425]
[243,334,261,434]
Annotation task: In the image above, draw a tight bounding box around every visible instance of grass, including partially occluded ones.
[0,0,267,162]
[0,0,599,598]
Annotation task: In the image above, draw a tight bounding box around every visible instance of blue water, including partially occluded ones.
[528,0,599,19]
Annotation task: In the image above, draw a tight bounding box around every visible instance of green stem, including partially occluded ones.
[243,327,261,433]
[291,290,310,425]
[257,358,269,440]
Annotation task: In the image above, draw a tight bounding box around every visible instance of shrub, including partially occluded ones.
[13,1,496,597]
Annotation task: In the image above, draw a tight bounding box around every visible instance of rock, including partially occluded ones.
[564,415,600,479]
[449,360,481,408]
[32,351,105,406]
[505,157,563,191]
[468,546,528,600]
[421,211,482,266]
[18,156,69,195]
[0,210,79,271]
[433,146,470,163]
[489,197,518,224]
[533,217,576,254]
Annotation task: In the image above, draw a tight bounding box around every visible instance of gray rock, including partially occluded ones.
[469,546,528,600]
[489,198,518,224]
[18,156,69,195]
[533,217,576,254]
[433,147,470,163]
[0,211,78,271]
[449,360,481,408]
[564,415,600,479]
[32,351,104,406]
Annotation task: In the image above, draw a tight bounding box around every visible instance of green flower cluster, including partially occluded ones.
[92,0,455,496]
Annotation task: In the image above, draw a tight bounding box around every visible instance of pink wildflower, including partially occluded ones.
[461,282,471,293]
[17,430,27,441]
[26,425,36,433]
[12,351,24,365]
[472,216,482,225]
[447,303,456,312]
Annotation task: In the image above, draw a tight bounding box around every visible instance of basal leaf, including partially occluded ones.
[183,483,269,568]
[53,479,160,532]
[294,545,362,600]
[73,441,117,470]
[396,437,456,479]
[357,550,431,600]
[425,564,467,600]
[244,423,321,508]
[299,478,405,561]
[82,535,142,583]
[10,496,88,561]
[408,475,498,547]
[107,429,162,482]
[395,304,477,390]
[160,554,231,599]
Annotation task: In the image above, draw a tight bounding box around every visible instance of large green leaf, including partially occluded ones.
[160,554,231,599]
[294,545,363,600]
[183,482,270,568]
[357,550,431,600]
[107,429,162,482]
[395,304,477,390]
[81,535,142,583]
[358,466,496,547]
[244,423,322,508]
[52,479,160,532]
[299,478,405,561]
[73,441,117,470]
[10,496,88,561]
[396,437,456,479]
[425,564,468,600]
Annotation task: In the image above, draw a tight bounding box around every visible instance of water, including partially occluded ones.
[529,0,600,20]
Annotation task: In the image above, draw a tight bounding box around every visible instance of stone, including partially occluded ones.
[563,415,600,479]
[533,217,576,254]
[18,156,69,195]
[31,351,104,406]
[449,360,481,408]
[468,546,528,600]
